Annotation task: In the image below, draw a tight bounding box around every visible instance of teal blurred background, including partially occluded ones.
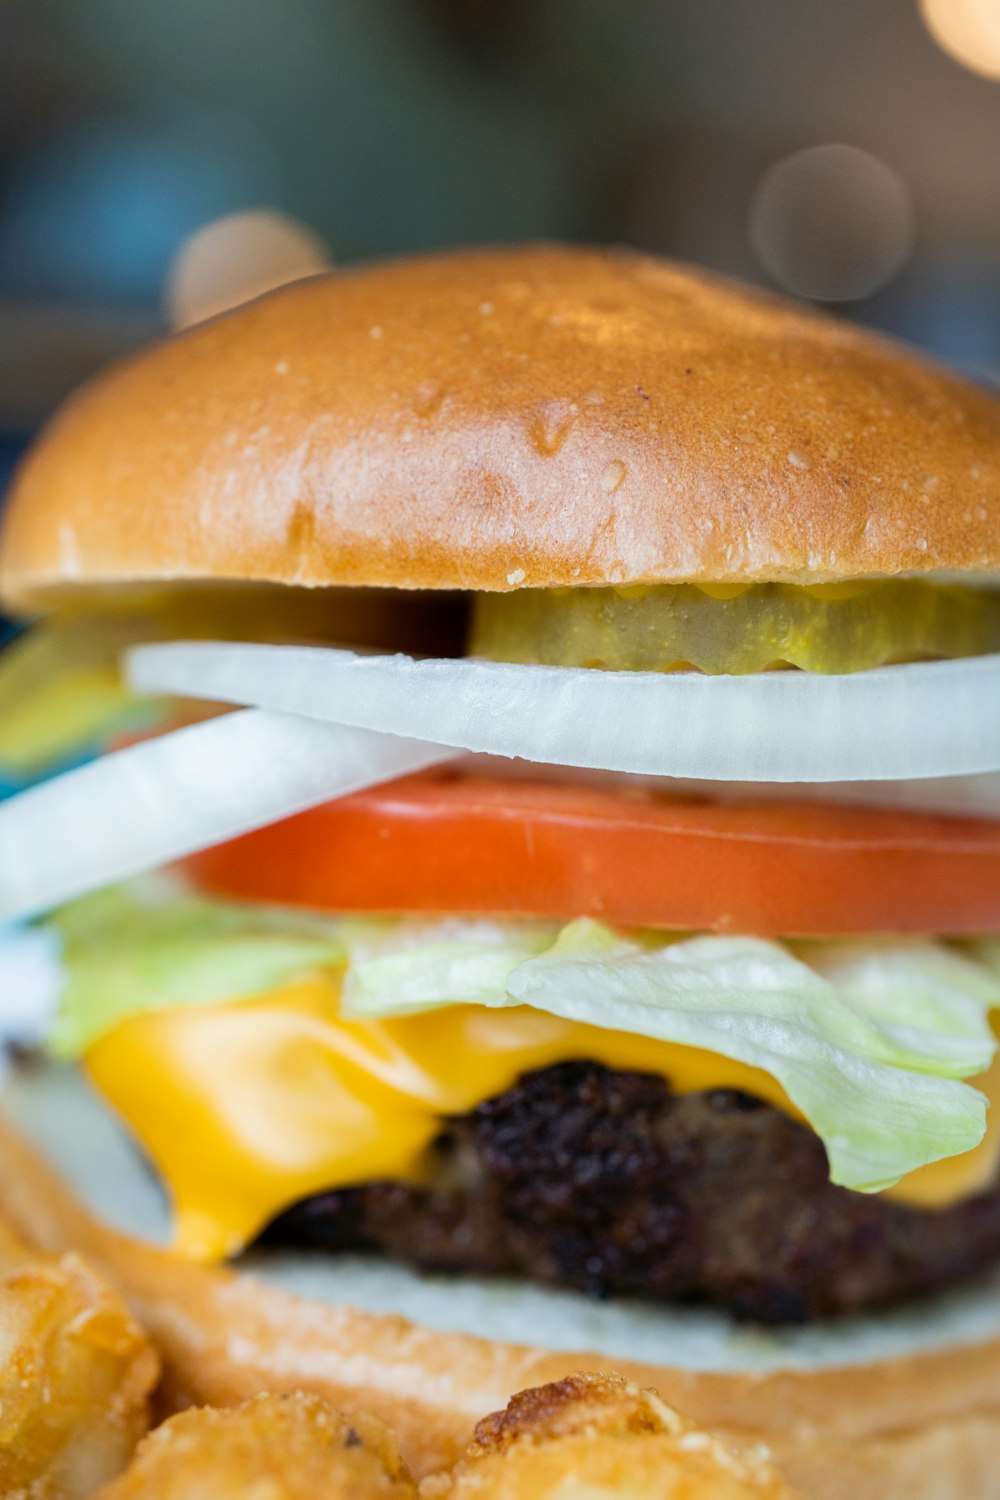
[2,1,1000,450]
[2,0,1000,788]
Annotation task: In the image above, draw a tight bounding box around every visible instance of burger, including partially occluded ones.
[2,245,1000,1497]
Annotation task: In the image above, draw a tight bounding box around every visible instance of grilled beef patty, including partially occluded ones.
[262,1061,1000,1323]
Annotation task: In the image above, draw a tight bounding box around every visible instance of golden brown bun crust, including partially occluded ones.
[4,245,1000,609]
[0,1113,998,1500]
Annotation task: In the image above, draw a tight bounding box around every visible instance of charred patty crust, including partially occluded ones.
[262,1061,1000,1323]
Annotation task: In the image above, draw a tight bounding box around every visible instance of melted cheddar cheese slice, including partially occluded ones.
[85,977,1000,1261]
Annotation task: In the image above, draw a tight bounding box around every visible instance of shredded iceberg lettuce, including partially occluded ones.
[341,921,558,1013]
[39,891,1000,1194]
[342,915,1000,1191]
[47,885,350,1058]
[500,922,994,1192]
[799,938,1000,1077]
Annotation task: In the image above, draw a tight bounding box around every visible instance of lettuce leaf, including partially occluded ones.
[341,920,558,1013]
[503,923,993,1192]
[43,891,1000,1193]
[346,916,999,1192]
[800,938,1000,1077]
[47,885,350,1058]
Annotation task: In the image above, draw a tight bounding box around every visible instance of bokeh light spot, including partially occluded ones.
[166,210,331,328]
[921,0,1000,79]
[749,144,914,302]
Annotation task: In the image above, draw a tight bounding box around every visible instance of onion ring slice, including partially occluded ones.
[0,710,452,922]
[129,643,1000,783]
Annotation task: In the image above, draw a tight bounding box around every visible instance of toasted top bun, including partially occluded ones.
[4,244,1000,610]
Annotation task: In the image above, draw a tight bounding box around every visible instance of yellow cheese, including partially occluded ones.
[85,978,1000,1261]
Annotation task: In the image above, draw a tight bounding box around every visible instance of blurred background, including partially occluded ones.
[2,0,1000,493]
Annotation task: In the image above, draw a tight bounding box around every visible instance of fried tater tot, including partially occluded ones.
[0,1245,158,1500]
[421,1373,799,1500]
[0,1218,34,1275]
[92,1392,417,1500]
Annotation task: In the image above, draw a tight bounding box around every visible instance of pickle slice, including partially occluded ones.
[1,583,465,780]
[471,580,1000,675]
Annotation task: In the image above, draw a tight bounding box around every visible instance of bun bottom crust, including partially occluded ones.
[0,1112,998,1499]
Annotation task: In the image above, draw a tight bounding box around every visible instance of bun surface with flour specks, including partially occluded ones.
[4,244,1000,608]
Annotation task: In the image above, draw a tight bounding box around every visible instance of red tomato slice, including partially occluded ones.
[181,770,1000,936]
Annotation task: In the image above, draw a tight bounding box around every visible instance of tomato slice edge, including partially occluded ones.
[181,770,1000,937]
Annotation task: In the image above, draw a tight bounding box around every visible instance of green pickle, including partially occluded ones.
[471,579,1000,675]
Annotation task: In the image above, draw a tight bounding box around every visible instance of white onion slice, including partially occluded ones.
[0,710,453,923]
[129,643,1000,784]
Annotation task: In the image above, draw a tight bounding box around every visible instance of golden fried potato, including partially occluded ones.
[0,1217,34,1275]
[0,1244,158,1500]
[420,1373,799,1500]
[92,1392,417,1500]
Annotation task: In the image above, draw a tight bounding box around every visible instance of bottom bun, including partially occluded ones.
[3,1070,1000,1499]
